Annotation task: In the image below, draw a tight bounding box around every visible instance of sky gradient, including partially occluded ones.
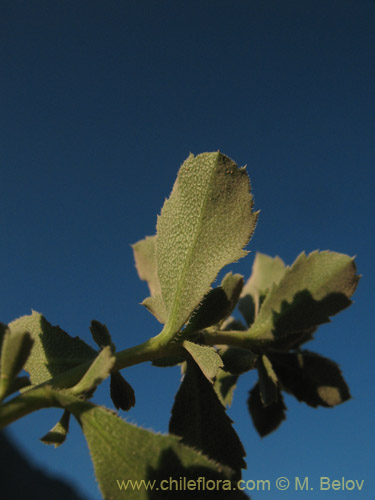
[2,1,374,499]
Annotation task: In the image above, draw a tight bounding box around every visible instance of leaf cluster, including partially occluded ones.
[0,152,359,499]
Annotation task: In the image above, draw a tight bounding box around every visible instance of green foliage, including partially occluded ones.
[0,152,360,500]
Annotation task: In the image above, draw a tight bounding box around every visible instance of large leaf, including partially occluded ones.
[248,251,359,342]
[53,391,248,500]
[136,152,258,339]
[169,358,246,479]
[9,312,96,386]
[269,350,351,407]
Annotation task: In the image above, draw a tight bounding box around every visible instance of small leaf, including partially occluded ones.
[239,253,286,326]
[257,355,278,406]
[269,350,351,407]
[52,391,246,500]
[71,346,115,396]
[248,383,286,437]
[169,358,246,478]
[0,329,34,400]
[40,410,71,447]
[219,346,257,375]
[248,251,360,341]
[213,369,239,407]
[8,312,96,386]
[220,273,244,322]
[182,341,223,382]
[132,234,161,297]
[89,320,114,349]
[110,371,136,411]
[141,152,258,340]
[184,287,231,335]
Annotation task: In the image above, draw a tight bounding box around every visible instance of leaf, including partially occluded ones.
[239,253,286,326]
[248,251,360,341]
[0,329,34,400]
[213,369,239,407]
[71,346,115,396]
[269,350,351,407]
[52,391,248,500]
[248,383,286,437]
[257,355,279,407]
[110,371,136,411]
[143,152,258,339]
[89,320,114,349]
[220,273,244,322]
[132,235,161,297]
[184,288,232,335]
[8,312,96,386]
[169,358,246,478]
[219,346,257,375]
[182,341,223,382]
[40,410,71,447]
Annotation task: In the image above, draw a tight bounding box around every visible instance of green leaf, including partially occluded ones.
[219,346,257,375]
[0,329,34,400]
[213,369,239,407]
[257,355,278,406]
[269,350,351,407]
[40,410,71,447]
[248,383,286,437]
[220,273,244,322]
[239,253,286,326]
[143,152,258,340]
[132,234,161,297]
[89,320,114,350]
[71,346,115,396]
[110,371,136,411]
[52,391,247,500]
[184,287,232,335]
[169,358,246,478]
[248,251,360,341]
[182,341,223,382]
[8,312,96,386]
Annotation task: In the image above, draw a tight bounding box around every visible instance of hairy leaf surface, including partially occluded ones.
[182,341,223,382]
[136,152,258,339]
[248,251,359,341]
[9,312,96,386]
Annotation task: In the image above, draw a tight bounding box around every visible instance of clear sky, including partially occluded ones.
[1,1,374,499]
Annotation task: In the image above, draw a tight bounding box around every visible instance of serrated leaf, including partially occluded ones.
[52,391,248,500]
[239,253,286,326]
[0,329,34,400]
[248,383,286,437]
[183,341,223,382]
[248,251,359,341]
[8,312,96,386]
[219,346,258,375]
[213,369,239,407]
[144,152,258,340]
[71,346,115,396]
[257,355,278,406]
[184,287,232,335]
[110,371,136,411]
[220,273,244,322]
[269,350,351,407]
[40,410,70,447]
[169,358,246,478]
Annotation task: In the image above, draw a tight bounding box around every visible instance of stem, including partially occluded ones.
[0,327,263,429]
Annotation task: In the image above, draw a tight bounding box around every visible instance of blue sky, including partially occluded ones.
[1,1,374,499]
